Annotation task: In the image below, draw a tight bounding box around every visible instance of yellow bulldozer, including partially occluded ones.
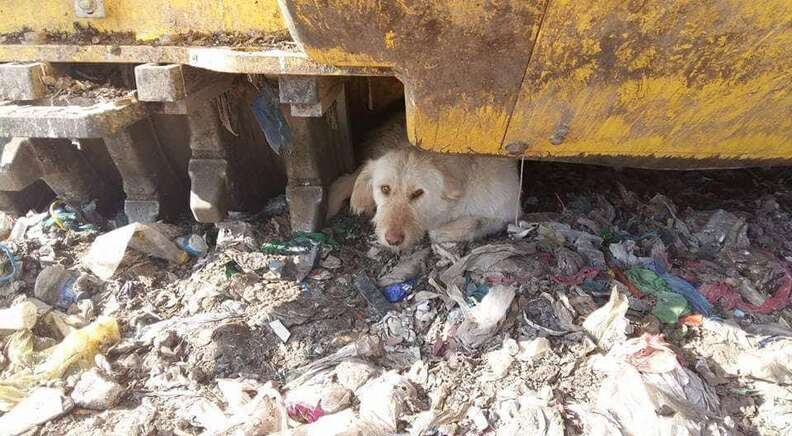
[0,0,789,230]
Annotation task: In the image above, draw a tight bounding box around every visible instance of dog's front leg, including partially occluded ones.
[429,217,508,243]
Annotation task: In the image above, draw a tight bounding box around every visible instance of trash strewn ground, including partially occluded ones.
[1,163,792,435]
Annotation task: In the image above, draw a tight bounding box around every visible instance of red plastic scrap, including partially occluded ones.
[287,403,325,423]
[610,266,643,298]
[553,267,599,286]
[701,267,792,314]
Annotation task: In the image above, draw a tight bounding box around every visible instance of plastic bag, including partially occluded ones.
[83,223,189,279]
[0,316,120,411]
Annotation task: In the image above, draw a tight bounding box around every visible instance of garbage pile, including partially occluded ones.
[1,165,792,435]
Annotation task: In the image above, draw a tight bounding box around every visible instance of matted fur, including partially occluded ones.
[350,147,521,251]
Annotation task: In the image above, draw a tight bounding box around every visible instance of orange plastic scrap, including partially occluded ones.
[679,313,703,327]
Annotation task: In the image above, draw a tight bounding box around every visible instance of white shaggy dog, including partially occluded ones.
[325,113,522,251]
[349,147,521,250]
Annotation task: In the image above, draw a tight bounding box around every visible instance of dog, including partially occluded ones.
[346,147,521,251]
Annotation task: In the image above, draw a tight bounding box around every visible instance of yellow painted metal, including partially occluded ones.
[280,0,792,166]
[0,0,286,40]
[2,0,790,165]
[278,0,547,155]
[502,0,792,164]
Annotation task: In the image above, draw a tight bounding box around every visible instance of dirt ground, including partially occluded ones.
[1,162,792,435]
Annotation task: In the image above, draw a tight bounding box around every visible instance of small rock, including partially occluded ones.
[486,348,514,380]
[114,400,157,436]
[335,360,377,391]
[515,337,551,362]
[414,300,437,332]
[0,211,13,240]
[320,384,352,413]
[467,406,489,431]
[503,337,520,356]
[367,246,381,259]
[71,368,124,410]
[320,255,342,269]
[118,353,141,372]
[310,268,333,281]
[216,221,256,250]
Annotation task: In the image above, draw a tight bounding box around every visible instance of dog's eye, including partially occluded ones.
[380,185,391,195]
[410,189,424,200]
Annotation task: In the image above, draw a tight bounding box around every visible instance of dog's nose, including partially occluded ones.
[385,230,404,246]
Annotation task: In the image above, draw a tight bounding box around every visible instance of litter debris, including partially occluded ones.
[0,211,13,240]
[187,379,287,435]
[0,387,73,436]
[335,359,378,392]
[83,223,188,280]
[693,209,750,257]
[269,319,292,343]
[609,241,651,268]
[33,265,98,310]
[216,221,257,250]
[702,268,792,314]
[357,371,417,433]
[591,333,730,436]
[0,301,38,332]
[485,338,516,379]
[382,279,416,303]
[175,233,209,257]
[455,285,516,349]
[262,231,337,255]
[320,384,351,414]
[553,266,599,286]
[353,272,395,316]
[625,267,690,323]
[467,405,489,431]
[286,335,383,390]
[70,368,124,410]
[0,162,790,435]
[515,337,551,362]
[288,402,325,424]
[582,286,630,350]
[494,386,564,436]
[0,243,19,286]
[378,247,430,287]
[439,243,536,289]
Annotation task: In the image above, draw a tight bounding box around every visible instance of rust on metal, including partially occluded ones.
[278,0,549,152]
[278,0,792,168]
[0,44,392,76]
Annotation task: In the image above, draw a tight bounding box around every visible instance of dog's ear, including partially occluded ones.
[350,160,376,215]
[432,158,465,201]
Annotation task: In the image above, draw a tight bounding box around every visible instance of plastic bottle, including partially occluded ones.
[33,265,95,310]
[175,234,209,257]
[382,278,417,303]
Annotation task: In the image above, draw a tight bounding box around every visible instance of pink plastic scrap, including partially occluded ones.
[701,267,792,314]
[624,333,680,373]
[287,403,325,423]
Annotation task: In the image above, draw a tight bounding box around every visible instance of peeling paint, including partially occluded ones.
[0,0,286,38]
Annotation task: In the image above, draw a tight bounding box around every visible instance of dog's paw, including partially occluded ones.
[428,228,465,243]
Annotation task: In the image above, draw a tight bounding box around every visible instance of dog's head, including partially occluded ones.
[350,149,464,251]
